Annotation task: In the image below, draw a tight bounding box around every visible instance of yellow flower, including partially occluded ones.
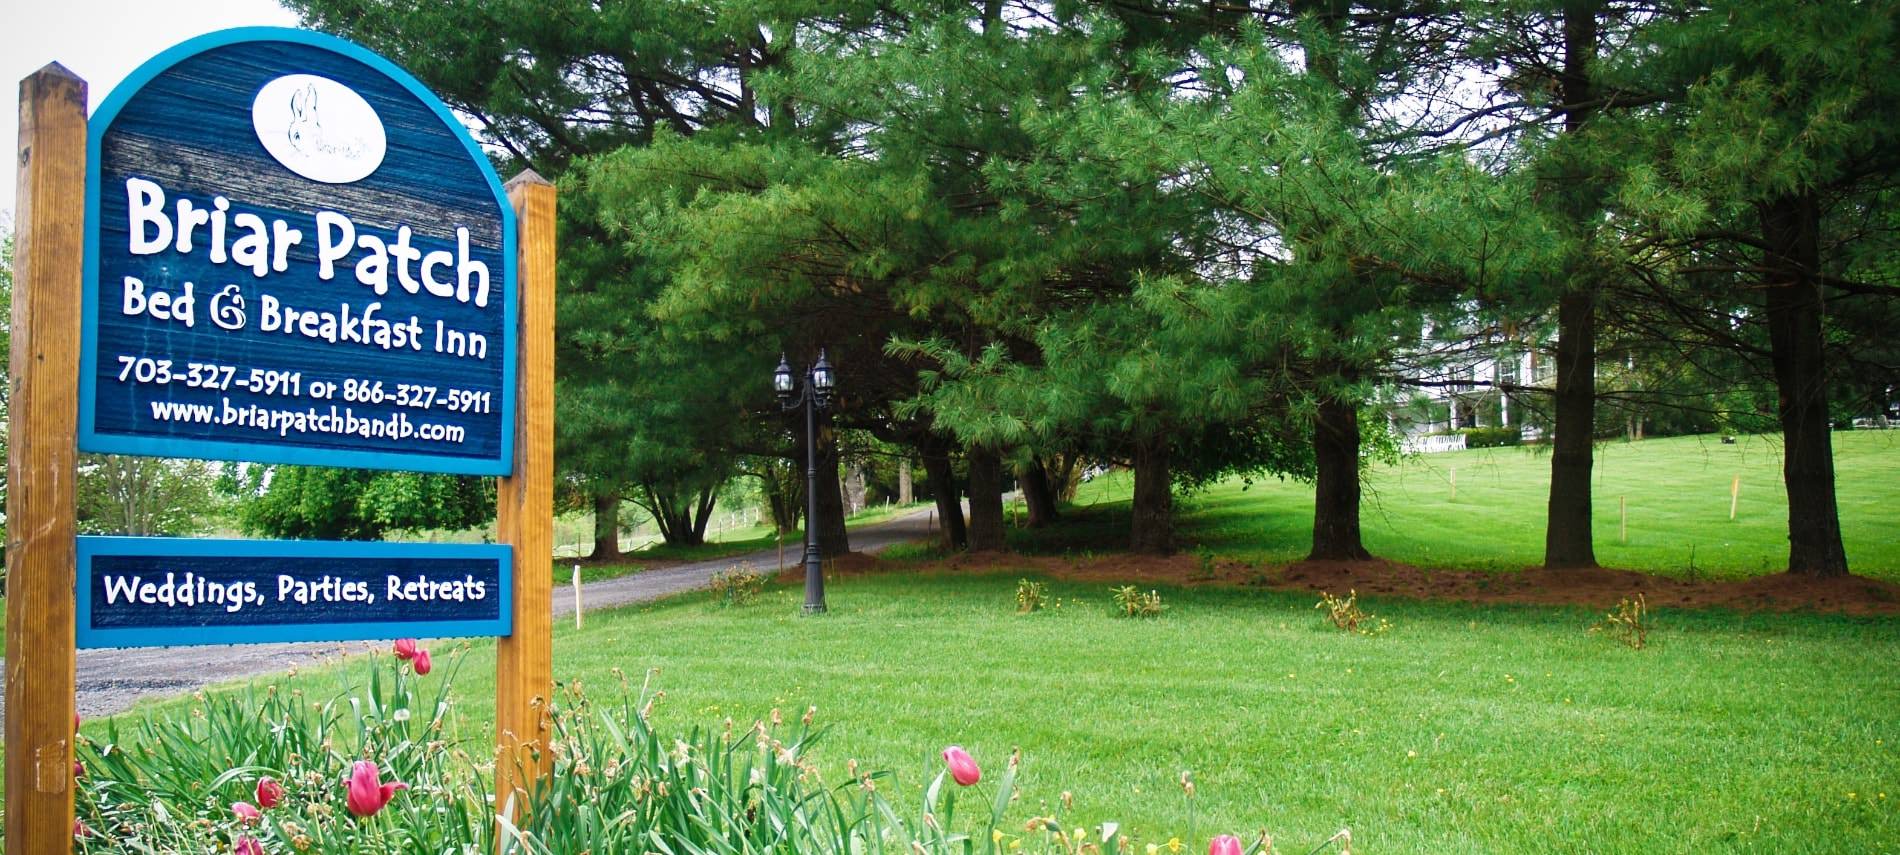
[1167,837,1184,853]
[993,830,1004,843]
[1147,846,1160,855]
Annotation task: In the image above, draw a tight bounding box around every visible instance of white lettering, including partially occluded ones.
[103,574,138,604]
[390,226,423,296]
[271,219,303,273]
[420,249,454,298]
[174,197,209,254]
[126,178,172,254]
[230,213,271,278]
[209,197,231,264]
[355,233,389,294]
[315,211,355,280]
[457,227,489,307]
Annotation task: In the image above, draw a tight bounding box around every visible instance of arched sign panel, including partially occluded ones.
[81,28,516,475]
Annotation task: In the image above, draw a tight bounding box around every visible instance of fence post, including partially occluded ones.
[495,170,557,821]
[6,63,87,854]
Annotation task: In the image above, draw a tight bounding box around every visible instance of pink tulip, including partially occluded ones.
[73,819,92,838]
[344,760,407,817]
[942,745,980,786]
[73,761,83,778]
[235,835,265,855]
[1209,835,1244,855]
[75,712,82,731]
[413,648,433,676]
[232,801,261,824]
[256,775,286,809]
[393,638,419,661]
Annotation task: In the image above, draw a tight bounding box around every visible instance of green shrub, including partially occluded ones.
[1460,426,1521,448]
[1316,589,1391,635]
[1591,594,1651,649]
[1016,578,1048,613]
[1111,585,1166,618]
[709,563,765,607]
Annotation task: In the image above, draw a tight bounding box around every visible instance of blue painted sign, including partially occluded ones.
[76,537,512,649]
[81,28,516,475]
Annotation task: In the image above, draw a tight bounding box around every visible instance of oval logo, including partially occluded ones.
[251,74,387,184]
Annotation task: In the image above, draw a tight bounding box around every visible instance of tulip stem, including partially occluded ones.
[1301,828,1351,855]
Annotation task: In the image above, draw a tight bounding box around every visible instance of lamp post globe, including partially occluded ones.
[811,349,835,399]
[773,354,796,401]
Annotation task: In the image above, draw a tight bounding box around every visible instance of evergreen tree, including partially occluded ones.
[1608,0,1900,575]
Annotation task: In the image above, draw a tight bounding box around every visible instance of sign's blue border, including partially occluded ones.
[75,536,515,649]
[78,27,519,476]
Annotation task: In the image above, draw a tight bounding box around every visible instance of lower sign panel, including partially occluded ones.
[77,537,512,648]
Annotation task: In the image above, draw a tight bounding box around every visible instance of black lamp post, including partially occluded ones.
[774,349,836,614]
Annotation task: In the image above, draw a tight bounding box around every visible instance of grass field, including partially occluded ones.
[1042,431,1900,580]
[116,573,1900,852]
[82,433,1900,850]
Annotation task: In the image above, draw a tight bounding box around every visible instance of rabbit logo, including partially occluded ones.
[252,74,387,184]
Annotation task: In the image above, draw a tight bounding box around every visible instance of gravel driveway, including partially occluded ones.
[8,510,933,724]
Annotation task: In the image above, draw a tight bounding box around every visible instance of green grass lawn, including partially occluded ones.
[1051,431,1900,580]
[78,436,1900,849]
[123,573,1900,852]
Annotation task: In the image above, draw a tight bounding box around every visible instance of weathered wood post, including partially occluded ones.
[495,170,556,818]
[6,63,86,853]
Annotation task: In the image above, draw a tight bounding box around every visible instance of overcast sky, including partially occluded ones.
[2,0,298,223]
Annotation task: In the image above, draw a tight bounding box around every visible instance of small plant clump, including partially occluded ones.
[1591,594,1650,649]
[710,563,766,607]
[1112,585,1166,618]
[1195,546,1219,580]
[1016,578,1048,613]
[1316,590,1390,635]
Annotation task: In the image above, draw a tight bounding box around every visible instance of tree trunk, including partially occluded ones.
[1544,287,1599,569]
[966,446,1007,551]
[922,447,966,549]
[1049,453,1080,503]
[690,486,716,544]
[1762,192,1849,576]
[898,458,913,505]
[1129,436,1174,555]
[843,462,867,515]
[1543,0,1602,571]
[1309,396,1371,561]
[814,423,850,557]
[592,491,621,560]
[1018,457,1059,528]
[765,469,802,535]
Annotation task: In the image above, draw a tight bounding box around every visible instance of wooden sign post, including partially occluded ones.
[496,171,556,815]
[6,62,87,854]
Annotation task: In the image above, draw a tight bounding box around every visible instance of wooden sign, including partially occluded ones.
[80,28,516,475]
[76,538,512,649]
[9,31,558,852]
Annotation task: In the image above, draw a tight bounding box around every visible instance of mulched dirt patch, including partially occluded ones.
[799,550,1900,616]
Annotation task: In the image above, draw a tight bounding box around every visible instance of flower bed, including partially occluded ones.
[74,642,1341,854]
